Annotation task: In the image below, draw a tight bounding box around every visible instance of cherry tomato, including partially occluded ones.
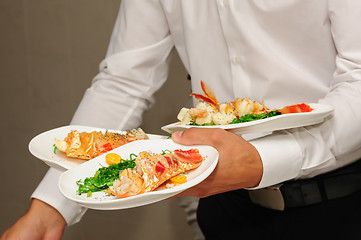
[170,175,187,184]
[105,153,122,165]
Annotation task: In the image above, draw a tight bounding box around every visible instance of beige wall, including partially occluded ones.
[0,1,195,239]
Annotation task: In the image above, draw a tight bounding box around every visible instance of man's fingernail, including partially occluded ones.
[173,131,183,138]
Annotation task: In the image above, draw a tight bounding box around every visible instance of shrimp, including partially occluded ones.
[112,168,144,198]
[178,81,268,125]
[211,102,237,125]
[235,98,269,117]
[177,99,218,125]
[177,80,313,126]
[190,81,219,108]
[219,102,236,115]
[190,101,218,125]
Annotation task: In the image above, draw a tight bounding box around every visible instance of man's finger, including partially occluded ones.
[171,128,224,146]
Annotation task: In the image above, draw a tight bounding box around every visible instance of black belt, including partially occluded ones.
[248,160,361,210]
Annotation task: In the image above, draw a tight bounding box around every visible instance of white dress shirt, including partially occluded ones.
[32,0,361,225]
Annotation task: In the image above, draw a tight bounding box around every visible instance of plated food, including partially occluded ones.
[177,80,313,126]
[162,81,333,135]
[163,103,333,135]
[59,139,219,210]
[54,128,148,160]
[77,148,203,199]
[28,125,167,171]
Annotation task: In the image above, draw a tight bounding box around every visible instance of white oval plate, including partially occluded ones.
[161,103,333,135]
[59,139,218,210]
[28,125,167,171]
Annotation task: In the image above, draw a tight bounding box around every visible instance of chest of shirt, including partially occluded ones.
[160,0,334,105]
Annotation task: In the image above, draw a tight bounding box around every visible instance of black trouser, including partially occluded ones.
[197,184,361,239]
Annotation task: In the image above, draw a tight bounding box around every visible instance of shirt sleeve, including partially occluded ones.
[31,168,87,225]
[71,0,174,130]
[32,0,174,225]
[250,0,361,189]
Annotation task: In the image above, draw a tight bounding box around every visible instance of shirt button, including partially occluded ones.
[220,0,228,7]
[233,56,240,64]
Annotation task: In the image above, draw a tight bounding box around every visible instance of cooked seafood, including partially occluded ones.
[178,80,312,125]
[55,128,148,160]
[110,149,203,198]
[278,103,313,114]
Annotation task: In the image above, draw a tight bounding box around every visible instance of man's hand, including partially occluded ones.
[1,199,66,240]
[172,128,263,198]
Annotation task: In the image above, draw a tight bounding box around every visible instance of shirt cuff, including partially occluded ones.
[249,131,303,189]
[31,168,87,226]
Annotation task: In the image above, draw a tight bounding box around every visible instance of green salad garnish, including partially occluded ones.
[76,155,137,194]
[53,144,58,154]
[189,110,281,126]
[230,110,281,124]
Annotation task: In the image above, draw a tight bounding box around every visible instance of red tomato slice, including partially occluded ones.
[174,149,203,164]
[298,103,313,112]
[99,143,113,153]
[165,156,173,167]
[155,161,166,175]
[279,103,313,114]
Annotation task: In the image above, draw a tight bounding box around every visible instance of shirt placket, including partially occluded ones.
[216,0,252,98]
